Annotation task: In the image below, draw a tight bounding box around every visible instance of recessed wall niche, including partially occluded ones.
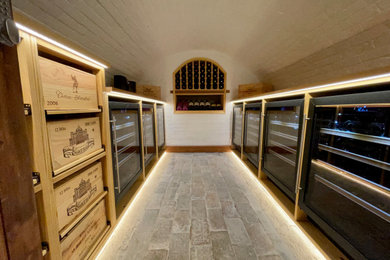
[172,58,228,113]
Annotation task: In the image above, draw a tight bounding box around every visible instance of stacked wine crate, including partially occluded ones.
[17,31,115,259]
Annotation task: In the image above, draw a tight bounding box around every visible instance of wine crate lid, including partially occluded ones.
[238,83,273,99]
[39,56,98,111]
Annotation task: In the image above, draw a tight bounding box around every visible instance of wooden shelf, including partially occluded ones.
[172,89,229,94]
[46,108,101,115]
[175,110,225,114]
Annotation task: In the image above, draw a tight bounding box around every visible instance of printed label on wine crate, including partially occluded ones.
[47,117,102,173]
[39,56,98,110]
[61,200,106,260]
[55,162,104,231]
[136,85,161,100]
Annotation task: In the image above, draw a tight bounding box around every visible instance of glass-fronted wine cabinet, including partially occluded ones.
[243,102,262,168]
[109,101,143,202]
[142,104,156,166]
[299,90,390,260]
[263,99,304,200]
[232,103,243,151]
[156,104,165,153]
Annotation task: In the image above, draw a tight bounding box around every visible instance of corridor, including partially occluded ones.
[97,153,324,260]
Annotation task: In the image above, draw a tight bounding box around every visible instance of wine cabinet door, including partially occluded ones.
[243,102,262,168]
[142,104,156,166]
[232,103,243,150]
[262,99,304,200]
[109,101,143,202]
[157,105,165,152]
[299,90,390,260]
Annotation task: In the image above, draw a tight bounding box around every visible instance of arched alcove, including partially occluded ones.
[172,58,227,113]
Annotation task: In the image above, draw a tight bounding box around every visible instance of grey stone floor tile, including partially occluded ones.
[232,245,257,260]
[224,218,251,246]
[190,244,214,260]
[221,200,240,218]
[191,199,207,220]
[235,203,259,224]
[172,209,190,233]
[190,218,210,245]
[117,209,160,259]
[149,218,173,250]
[159,200,176,219]
[143,249,168,260]
[207,208,227,231]
[168,233,190,260]
[244,222,274,256]
[177,193,191,210]
[205,192,221,209]
[210,231,236,259]
[230,189,250,204]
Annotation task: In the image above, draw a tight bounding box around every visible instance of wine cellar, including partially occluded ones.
[2,1,390,260]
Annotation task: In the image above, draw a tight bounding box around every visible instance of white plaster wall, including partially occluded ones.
[143,50,260,146]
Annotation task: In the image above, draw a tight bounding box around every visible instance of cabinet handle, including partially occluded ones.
[111,118,121,193]
[315,174,390,222]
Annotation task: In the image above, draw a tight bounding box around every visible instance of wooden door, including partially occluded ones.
[0,43,42,258]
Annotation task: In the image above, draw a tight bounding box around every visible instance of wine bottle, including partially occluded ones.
[200,100,205,110]
[205,99,210,110]
[194,100,200,110]
[189,100,194,110]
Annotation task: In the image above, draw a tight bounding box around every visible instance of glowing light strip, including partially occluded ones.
[16,23,108,69]
[230,151,326,259]
[232,72,390,103]
[95,152,167,259]
[108,91,166,104]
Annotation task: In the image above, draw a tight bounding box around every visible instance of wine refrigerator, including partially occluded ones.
[299,90,390,260]
[142,103,156,166]
[156,104,165,153]
[262,99,304,201]
[232,103,243,151]
[109,101,143,202]
[243,102,262,168]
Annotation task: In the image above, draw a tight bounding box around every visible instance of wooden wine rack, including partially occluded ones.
[17,30,115,259]
[172,58,228,114]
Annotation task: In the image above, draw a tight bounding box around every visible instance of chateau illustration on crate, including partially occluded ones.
[47,117,102,174]
[67,179,97,216]
[55,162,104,231]
[63,126,95,158]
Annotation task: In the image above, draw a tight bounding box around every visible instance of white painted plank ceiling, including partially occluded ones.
[13,0,390,84]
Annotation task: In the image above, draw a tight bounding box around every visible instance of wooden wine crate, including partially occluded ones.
[39,56,98,110]
[61,199,107,260]
[136,85,161,100]
[238,83,273,98]
[47,117,102,174]
[55,162,104,231]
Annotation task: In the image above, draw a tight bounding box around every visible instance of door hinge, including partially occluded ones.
[41,242,49,256]
[24,104,32,116]
[32,172,40,186]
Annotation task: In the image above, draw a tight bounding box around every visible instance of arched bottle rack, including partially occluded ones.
[172,58,228,113]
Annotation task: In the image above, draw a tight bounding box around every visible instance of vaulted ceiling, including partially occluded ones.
[13,0,390,83]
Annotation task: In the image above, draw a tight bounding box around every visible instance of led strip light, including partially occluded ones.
[232,72,390,103]
[108,91,166,105]
[16,23,108,69]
